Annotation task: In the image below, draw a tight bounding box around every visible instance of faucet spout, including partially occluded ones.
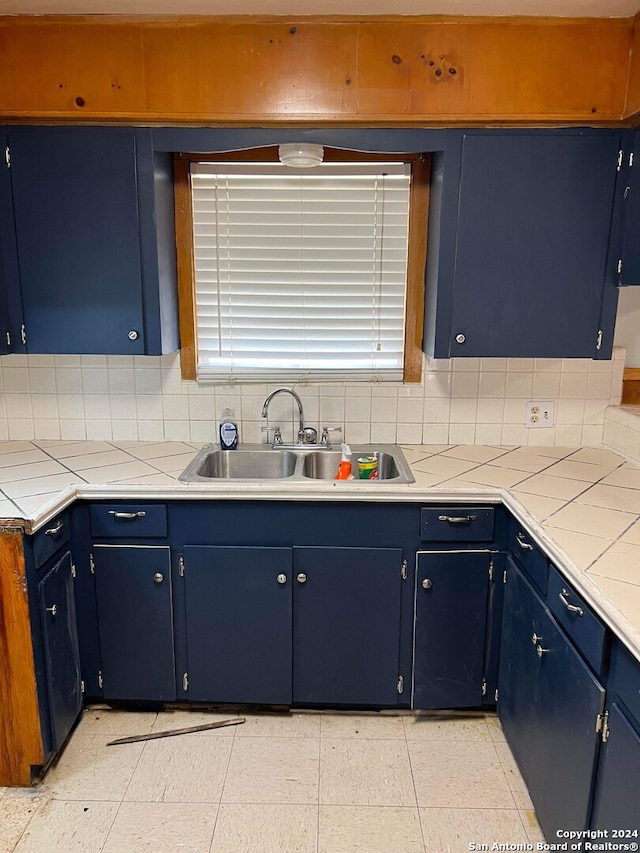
[261,387,305,444]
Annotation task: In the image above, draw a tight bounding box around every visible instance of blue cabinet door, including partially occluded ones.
[413,550,491,709]
[0,129,23,355]
[590,703,640,830]
[182,546,293,705]
[619,130,640,286]
[39,551,82,751]
[9,127,146,355]
[431,131,620,359]
[292,547,403,707]
[499,560,605,839]
[93,545,175,701]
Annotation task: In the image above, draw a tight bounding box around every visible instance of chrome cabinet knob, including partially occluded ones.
[153,573,164,584]
[128,330,139,341]
[422,578,432,590]
[296,573,307,584]
[536,644,549,658]
[455,333,466,344]
[277,574,287,585]
[531,633,543,645]
[46,604,58,617]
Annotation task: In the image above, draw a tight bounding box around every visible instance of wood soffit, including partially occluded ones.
[0,14,639,125]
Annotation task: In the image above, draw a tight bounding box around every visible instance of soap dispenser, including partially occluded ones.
[219,407,239,450]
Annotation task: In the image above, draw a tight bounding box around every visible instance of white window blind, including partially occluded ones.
[190,160,411,383]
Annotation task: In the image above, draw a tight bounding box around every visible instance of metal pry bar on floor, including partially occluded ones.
[105,717,246,746]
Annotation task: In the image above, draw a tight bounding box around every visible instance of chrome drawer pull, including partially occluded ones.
[516,534,533,551]
[107,511,147,520]
[559,589,584,617]
[44,519,64,536]
[437,514,477,523]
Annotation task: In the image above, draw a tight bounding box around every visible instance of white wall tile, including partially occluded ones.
[559,372,588,399]
[478,372,507,398]
[57,394,85,419]
[0,348,623,449]
[449,423,476,443]
[505,372,533,398]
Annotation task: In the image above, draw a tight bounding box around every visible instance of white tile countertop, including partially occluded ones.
[1,439,639,662]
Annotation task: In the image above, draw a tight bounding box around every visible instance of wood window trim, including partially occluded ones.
[174,146,430,383]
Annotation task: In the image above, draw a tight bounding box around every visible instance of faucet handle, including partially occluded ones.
[320,426,342,447]
[261,425,283,446]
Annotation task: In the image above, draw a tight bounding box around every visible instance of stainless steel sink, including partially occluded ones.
[180,448,298,481]
[178,443,414,484]
[302,450,401,480]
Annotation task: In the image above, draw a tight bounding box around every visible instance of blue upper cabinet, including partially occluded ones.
[617,129,640,286]
[424,130,622,360]
[0,129,24,356]
[7,127,178,355]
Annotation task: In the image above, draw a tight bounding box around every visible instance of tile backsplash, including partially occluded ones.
[0,348,625,447]
[604,404,640,464]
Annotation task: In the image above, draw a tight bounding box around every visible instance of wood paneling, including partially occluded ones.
[356,19,629,123]
[0,15,633,124]
[0,532,44,786]
[625,14,640,120]
[622,368,640,404]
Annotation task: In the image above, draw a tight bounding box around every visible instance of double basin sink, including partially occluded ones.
[178,443,415,484]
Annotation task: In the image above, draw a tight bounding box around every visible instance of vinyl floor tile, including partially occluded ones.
[123,735,233,803]
[318,805,425,853]
[404,715,492,742]
[235,712,321,738]
[2,712,548,853]
[211,803,318,853]
[43,734,144,802]
[320,738,416,807]
[419,806,530,853]
[102,801,217,853]
[319,714,405,739]
[221,737,320,805]
[494,742,534,809]
[0,790,47,853]
[13,798,118,853]
[409,741,516,809]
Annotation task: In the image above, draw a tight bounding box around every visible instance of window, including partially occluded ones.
[174,147,429,383]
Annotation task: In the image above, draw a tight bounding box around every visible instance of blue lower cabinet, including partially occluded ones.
[590,703,640,830]
[38,551,82,751]
[413,550,493,709]
[93,545,175,702]
[182,546,293,705]
[590,642,640,830]
[292,547,403,707]
[499,560,605,840]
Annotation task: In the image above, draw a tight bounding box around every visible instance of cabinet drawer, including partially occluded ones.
[90,504,167,538]
[547,565,607,674]
[420,507,494,542]
[509,519,548,594]
[610,641,640,725]
[33,511,70,569]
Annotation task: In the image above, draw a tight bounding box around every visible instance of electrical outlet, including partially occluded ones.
[525,401,555,429]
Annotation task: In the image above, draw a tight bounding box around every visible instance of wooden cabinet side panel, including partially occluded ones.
[0,531,44,786]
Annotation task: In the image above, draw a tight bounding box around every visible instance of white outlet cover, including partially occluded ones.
[525,401,555,429]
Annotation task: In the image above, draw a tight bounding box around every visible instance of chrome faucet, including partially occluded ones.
[261,387,316,446]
